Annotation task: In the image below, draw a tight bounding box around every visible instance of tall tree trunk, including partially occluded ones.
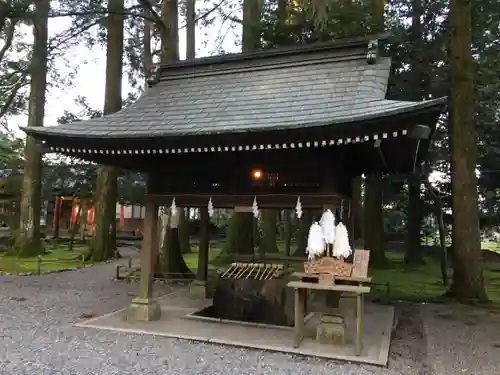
[363,0,387,266]
[158,0,192,275]
[219,0,264,262]
[242,0,263,52]
[351,176,363,240]
[227,212,255,254]
[143,2,152,86]
[79,198,89,241]
[405,0,424,265]
[178,208,190,254]
[364,172,386,266]
[447,0,487,301]
[53,197,61,239]
[261,209,279,253]
[185,0,195,60]
[0,1,9,33]
[293,210,313,256]
[405,180,424,264]
[161,0,179,62]
[371,0,385,33]
[11,0,49,257]
[424,181,448,286]
[156,207,170,274]
[162,210,193,277]
[88,0,124,262]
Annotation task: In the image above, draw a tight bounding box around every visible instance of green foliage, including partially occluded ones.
[260,0,371,48]
[0,133,23,168]
[38,97,146,204]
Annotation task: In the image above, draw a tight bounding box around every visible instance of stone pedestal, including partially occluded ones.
[189,280,208,299]
[126,297,161,322]
[316,314,346,345]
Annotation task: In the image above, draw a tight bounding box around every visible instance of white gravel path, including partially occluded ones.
[1,251,490,375]
[421,303,500,375]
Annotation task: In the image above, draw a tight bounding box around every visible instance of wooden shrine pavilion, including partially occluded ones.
[22,34,446,321]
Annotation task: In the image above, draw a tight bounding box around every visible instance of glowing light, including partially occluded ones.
[252,169,263,180]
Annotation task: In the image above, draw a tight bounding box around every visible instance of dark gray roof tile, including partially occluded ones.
[24,52,445,139]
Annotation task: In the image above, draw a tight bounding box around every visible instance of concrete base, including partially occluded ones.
[316,314,346,345]
[189,280,208,299]
[75,288,395,366]
[126,297,161,322]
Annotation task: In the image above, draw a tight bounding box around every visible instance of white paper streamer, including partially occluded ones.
[333,222,352,258]
[252,196,259,218]
[207,197,214,217]
[319,209,336,245]
[306,222,325,261]
[170,197,177,216]
[295,196,303,219]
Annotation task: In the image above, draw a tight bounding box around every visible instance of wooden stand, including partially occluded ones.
[288,249,372,355]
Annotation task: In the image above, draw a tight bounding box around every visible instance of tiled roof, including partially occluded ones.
[23,38,446,140]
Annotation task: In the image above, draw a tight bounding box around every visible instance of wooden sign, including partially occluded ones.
[352,249,370,278]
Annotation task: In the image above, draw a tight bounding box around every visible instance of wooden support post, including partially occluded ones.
[355,293,364,355]
[293,287,305,348]
[190,206,209,298]
[127,201,161,321]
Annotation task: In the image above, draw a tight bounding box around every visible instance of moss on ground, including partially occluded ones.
[0,245,91,274]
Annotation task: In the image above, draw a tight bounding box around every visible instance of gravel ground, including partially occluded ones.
[421,303,500,375]
[0,251,494,375]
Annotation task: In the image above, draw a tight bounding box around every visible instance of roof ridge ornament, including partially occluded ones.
[366,39,379,65]
[147,64,161,87]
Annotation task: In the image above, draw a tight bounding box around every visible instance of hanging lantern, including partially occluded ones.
[295,196,303,219]
[170,197,177,216]
[208,197,214,218]
[252,196,260,218]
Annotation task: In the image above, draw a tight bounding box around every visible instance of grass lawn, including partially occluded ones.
[0,245,90,274]
[481,242,500,253]
[183,244,222,271]
[369,252,500,306]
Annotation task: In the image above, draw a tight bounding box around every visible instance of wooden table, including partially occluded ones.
[291,272,372,285]
[287,280,371,356]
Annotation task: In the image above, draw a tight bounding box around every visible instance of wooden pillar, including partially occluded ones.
[53,196,61,238]
[197,206,209,282]
[190,206,210,298]
[127,200,161,321]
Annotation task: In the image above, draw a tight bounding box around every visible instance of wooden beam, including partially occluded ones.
[146,193,349,208]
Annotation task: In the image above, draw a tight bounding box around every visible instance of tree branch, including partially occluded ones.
[0,18,18,62]
[47,19,103,54]
[137,0,166,33]
[217,7,242,24]
[179,0,227,29]
[0,74,28,120]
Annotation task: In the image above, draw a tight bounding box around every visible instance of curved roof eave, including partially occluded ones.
[21,97,446,141]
